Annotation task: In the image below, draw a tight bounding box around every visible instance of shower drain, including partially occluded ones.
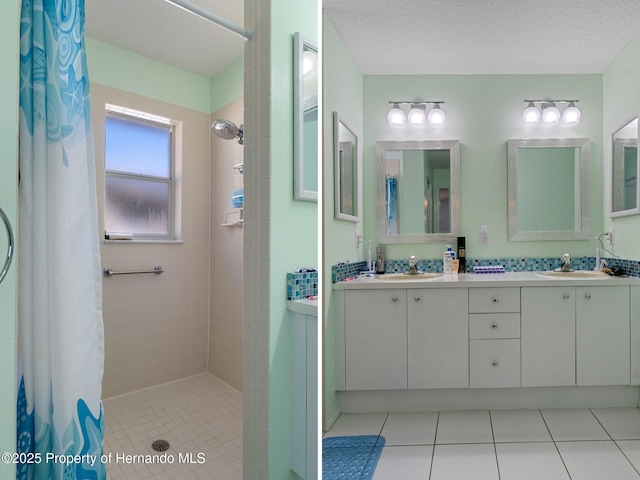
[151,439,170,452]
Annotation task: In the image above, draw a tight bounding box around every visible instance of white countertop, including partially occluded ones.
[287,298,318,316]
[333,271,640,290]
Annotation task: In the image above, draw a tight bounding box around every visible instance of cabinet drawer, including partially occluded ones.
[469,287,520,313]
[469,313,520,339]
[470,339,521,388]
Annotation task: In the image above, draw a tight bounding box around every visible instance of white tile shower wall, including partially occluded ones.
[91,84,211,398]
[209,98,243,392]
[244,0,271,478]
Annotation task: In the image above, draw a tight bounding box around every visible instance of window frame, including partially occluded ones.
[104,106,180,242]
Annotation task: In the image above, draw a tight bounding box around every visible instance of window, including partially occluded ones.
[104,105,178,240]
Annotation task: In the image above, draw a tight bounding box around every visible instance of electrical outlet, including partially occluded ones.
[607,228,615,245]
[355,232,363,248]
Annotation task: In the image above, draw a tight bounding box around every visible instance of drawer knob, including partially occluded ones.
[563,293,570,299]
[414,296,421,302]
[492,297,499,303]
[585,293,591,300]
[491,323,498,329]
[492,361,499,367]
[392,296,399,302]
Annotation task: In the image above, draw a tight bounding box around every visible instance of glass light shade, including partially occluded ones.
[522,103,541,125]
[302,50,317,77]
[387,105,406,128]
[562,104,581,126]
[427,105,445,127]
[407,105,427,127]
[541,104,561,125]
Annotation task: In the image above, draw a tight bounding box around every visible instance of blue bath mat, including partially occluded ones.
[322,435,385,479]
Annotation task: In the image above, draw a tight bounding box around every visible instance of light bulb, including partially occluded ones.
[522,102,540,125]
[541,104,560,125]
[387,104,406,128]
[407,104,426,127]
[427,105,445,127]
[562,103,581,126]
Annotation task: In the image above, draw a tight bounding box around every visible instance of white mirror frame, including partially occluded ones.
[334,112,359,222]
[507,138,591,241]
[293,32,318,202]
[610,115,640,218]
[376,140,461,244]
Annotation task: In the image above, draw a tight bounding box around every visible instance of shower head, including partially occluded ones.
[212,119,244,145]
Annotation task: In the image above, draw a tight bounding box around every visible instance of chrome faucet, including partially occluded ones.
[559,253,572,272]
[408,255,418,275]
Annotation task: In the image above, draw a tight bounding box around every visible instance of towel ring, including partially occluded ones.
[0,207,14,285]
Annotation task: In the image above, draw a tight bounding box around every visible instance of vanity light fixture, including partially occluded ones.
[387,101,446,128]
[522,99,581,126]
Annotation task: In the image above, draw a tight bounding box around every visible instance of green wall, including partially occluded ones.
[363,74,603,260]
[0,2,19,478]
[269,0,318,477]
[322,12,364,429]
[210,56,244,114]
[85,37,212,113]
[603,30,640,260]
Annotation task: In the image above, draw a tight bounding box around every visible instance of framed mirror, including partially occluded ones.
[376,140,460,244]
[611,116,639,217]
[507,138,591,241]
[293,32,318,202]
[334,112,359,222]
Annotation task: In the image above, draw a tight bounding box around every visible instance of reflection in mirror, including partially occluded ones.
[611,117,639,217]
[334,113,359,222]
[293,32,318,201]
[376,140,460,244]
[507,138,590,241]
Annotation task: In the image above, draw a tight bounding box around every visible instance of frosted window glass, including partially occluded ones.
[105,177,170,235]
[105,116,170,178]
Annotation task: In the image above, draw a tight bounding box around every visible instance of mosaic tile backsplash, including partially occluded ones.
[287,270,318,300]
[331,257,640,282]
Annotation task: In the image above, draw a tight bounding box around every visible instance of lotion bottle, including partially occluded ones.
[443,245,453,273]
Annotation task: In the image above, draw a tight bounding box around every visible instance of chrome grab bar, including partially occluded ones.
[0,207,14,285]
[103,266,164,277]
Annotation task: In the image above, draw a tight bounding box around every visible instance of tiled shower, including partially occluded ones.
[91,83,244,477]
[92,84,243,398]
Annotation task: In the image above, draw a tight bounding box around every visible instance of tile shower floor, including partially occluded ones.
[325,408,640,479]
[103,373,242,480]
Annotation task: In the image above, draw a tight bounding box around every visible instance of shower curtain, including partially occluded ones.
[17,1,105,479]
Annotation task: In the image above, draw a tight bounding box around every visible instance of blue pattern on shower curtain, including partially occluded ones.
[17,0,105,478]
[386,176,398,234]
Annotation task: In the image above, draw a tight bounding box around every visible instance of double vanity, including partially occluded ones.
[333,272,640,393]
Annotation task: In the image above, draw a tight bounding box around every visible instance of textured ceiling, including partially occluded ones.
[85,0,245,78]
[324,0,640,74]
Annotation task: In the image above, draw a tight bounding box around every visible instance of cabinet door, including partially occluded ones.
[345,289,407,390]
[576,286,630,386]
[521,287,575,387]
[469,339,521,388]
[408,288,468,388]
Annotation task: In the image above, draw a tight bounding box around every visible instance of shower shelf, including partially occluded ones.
[222,208,243,227]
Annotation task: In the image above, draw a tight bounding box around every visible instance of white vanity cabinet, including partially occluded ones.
[576,286,630,385]
[468,288,521,388]
[344,289,407,390]
[521,287,576,387]
[408,288,469,389]
[521,286,630,387]
[334,275,639,394]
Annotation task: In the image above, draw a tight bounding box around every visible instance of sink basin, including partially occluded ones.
[375,273,442,282]
[537,270,611,279]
